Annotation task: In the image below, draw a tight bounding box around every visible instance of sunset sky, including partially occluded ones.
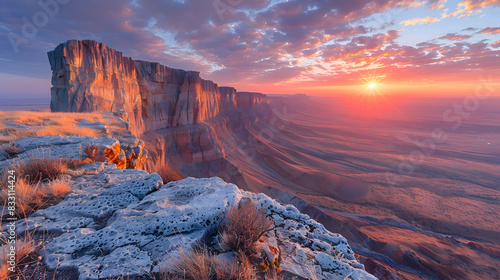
[1,0,499,98]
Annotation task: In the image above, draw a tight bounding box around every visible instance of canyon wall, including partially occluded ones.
[48,40,269,135]
[48,40,144,134]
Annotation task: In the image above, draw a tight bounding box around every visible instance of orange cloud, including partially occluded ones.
[442,0,500,18]
[400,17,440,26]
[430,0,447,9]
[492,41,500,48]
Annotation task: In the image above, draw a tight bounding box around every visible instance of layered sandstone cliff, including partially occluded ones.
[48,40,144,134]
[48,40,269,135]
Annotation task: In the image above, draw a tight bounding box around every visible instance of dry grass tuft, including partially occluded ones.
[10,115,43,125]
[147,160,184,184]
[2,144,23,158]
[0,157,71,217]
[11,157,68,185]
[144,140,184,184]
[266,268,284,280]
[161,247,257,280]
[219,199,272,253]
[0,226,42,279]
[37,126,98,137]
[0,177,71,217]
[0,127,37,144]
[214,252,257,280]
[42,178,71,198]
[0,264,8,279]
[144,142,184,184]
[0,127,17,134]
[173,247,214,280]
[10,178,44,216]
[45,118,75,127]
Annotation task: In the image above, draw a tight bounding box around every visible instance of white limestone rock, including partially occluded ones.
[22,174,374,279]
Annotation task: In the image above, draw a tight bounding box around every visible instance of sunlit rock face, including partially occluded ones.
[48,40,269,136]
[48,40,144,135]
[135,61,221,130]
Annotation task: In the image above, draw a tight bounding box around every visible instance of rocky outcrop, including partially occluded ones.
[48,40,144,135]
[48,40,270,135]
[4,135,375,280]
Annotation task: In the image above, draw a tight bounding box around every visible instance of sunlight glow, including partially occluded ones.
[367,82,377,90]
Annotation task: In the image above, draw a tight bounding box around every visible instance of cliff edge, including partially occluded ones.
[48,40,269,135]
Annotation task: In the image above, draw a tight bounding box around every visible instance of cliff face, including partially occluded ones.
[135,60,221,130]
[48,40,144,134]
[49,40,268,135]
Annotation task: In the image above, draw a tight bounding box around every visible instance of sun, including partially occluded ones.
[367,82,377,90]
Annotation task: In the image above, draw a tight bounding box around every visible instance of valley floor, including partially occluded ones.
[225,95,500,280]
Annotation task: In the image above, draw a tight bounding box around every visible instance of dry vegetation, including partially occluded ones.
[160,247,257,280]
[219,199,273,253]
[144,140,184,183]
[0,111,113,143]
[2,144,23,158]
[145,160,184,184]
[0,127,37,144]
[0,226,41,279]
[37,126,98,137]
[0,157,72,218]
[161,200,279,280]
[0,156,73,278]
[11,157,68,185]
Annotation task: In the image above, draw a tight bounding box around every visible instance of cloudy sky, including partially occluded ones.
[1,0,499,98]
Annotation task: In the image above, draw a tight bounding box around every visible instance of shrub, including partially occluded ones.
[0,177,71,217]
[148,160,184,184]
[144,145,183,183]
[11,157,68,185]
[219,199,272,253]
